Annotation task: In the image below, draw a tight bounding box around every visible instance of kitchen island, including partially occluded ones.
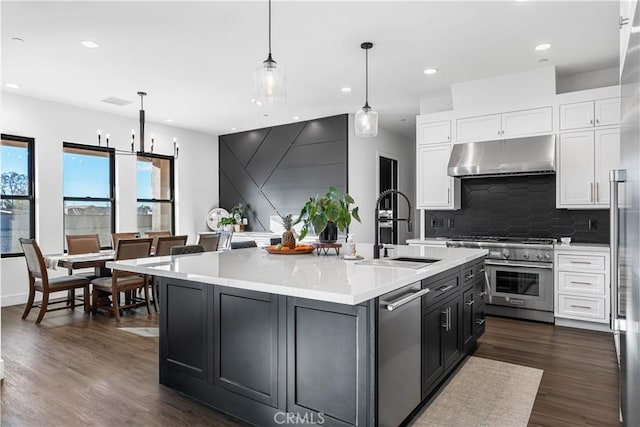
[108,244,486,427]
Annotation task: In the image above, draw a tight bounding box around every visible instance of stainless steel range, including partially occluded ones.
[447,236,555,323]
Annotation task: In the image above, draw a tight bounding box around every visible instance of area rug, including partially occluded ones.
[118,327,160,337]
[410,356,543,427]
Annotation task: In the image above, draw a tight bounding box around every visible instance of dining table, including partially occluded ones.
[44,250,116,277]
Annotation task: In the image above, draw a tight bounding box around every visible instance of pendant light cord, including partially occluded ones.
[365,47,369,106]
[268,0,272,56]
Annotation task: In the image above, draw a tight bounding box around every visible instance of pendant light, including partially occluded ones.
[254,0,286,104]
[355,42,378,137]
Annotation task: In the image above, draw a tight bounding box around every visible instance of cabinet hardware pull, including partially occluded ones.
[438,285,455,293]
[590,119,594,125]
[620,16,630,28]
[498,130,500,136]
[466,300,475,306]
[590,182,594,202]
[570,281,593,285]
[596,182,599,202]
[447,307,451,331]
[447,188,450,204]
[569,260,592,264]
[570,304,592,310]
[478,291,487,297]
[465,274,474,280]
[441,310,448,329]
[447,135,450,140]
[596,118,600,124]
[476,318,486,326]
[381,288,431,311]
[479,268,485,273]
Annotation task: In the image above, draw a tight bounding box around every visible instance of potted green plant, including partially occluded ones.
[298,187,361,243]
[218,216,236,232]
[231,203,244,232]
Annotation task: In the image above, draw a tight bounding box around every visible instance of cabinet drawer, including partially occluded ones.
[422,273,460,309]
[558,271,606,295]
[557,254,606,271]
[463,261,485,286]
[557,295,606,320]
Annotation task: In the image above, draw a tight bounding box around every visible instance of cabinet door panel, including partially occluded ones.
[443,298,462,369]
[594,128,621,206]
[560,101,595,130]
[558,131,595,206]
[502,107,553,138]
[595,98,620,127]
[462,288,475,351]
[417,144,452,208]
[456,114,501,142]
[422,308,445,393]
[417,120,451,145]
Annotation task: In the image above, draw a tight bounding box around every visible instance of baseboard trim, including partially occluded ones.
[1,292,32,307]
[555,317,612,332]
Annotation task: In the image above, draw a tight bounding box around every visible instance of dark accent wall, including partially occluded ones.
[219,114,347,231]
[425,175,610,243]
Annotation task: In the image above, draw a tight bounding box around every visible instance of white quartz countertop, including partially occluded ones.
[106,244,486,305]
[554,243,609,252]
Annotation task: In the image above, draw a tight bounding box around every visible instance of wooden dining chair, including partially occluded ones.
[218,230,234,250]
[197,233,221,252]
[91,238,153,323]
[19,238,91,324]
[154,235,188,257]
[144,230,172,251]
[66,233,101,255]
[111,232,139,249]
[170,245,205,255]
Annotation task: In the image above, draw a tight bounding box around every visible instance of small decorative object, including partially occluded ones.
[206,207,229,230]
[346,233,356,257]
[218,216,236,232]
[298,187,361,244]
[313,242,342,256]
[231,203,245,232]
[561,237,572,245]
[265,244,314,255]
[281,214,297,249]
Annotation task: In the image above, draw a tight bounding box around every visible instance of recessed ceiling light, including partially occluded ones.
[256,101,263,106]
[12,37,24,42]
[263,114,269,117]
[231,127,237,131]
[5,83,21,89]
[538,58,548,63]
[423,68,438,75]
[400,118,407,122]
[341,87,352,93]
[81,40,100,49]
[164,118,174,123]
[534,42,552,51]
[293,116,300,120]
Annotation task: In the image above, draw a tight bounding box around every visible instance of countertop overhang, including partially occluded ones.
[106,244,487,305]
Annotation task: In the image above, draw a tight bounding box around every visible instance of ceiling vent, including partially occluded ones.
[101,97,132,107]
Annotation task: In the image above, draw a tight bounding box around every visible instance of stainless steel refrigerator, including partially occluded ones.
[612,4,640,424]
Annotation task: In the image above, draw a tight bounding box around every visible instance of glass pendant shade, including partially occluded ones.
[254,56,286,104]
[355,105,378,137]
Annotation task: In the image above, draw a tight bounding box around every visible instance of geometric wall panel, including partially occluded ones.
[219,114,347,231]
[425,174,610,243]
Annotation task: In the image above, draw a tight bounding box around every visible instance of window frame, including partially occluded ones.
[136,152,175,235]
[62,142,115,250]
[1,134,36,258]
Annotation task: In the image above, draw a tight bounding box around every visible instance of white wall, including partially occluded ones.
[556,67,619,94]
[0,93,219,307]
[348,114,416,247]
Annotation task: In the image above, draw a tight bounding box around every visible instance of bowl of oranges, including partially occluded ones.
[265,244,315,255]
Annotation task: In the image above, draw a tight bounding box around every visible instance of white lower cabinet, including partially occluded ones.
[416,143,460,210]
[554,246,610,330]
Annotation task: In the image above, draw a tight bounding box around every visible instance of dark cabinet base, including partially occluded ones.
[158,257,485,427]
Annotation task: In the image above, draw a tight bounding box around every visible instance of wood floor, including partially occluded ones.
[1,306,619,426]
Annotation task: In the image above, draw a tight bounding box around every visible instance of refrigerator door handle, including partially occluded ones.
[610,169,627,331]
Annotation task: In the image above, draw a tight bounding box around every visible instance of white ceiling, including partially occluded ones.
[1,1,619,140]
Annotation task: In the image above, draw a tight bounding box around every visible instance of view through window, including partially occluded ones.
[1,135,35,256]
[137,154,174,234]
[63,143,115,248]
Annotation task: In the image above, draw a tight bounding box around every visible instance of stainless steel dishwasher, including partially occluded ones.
[378,281,429,427]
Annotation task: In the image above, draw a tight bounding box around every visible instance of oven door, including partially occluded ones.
[485,260,554,312]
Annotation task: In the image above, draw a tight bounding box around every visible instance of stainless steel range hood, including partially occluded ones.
[447,134,556,178]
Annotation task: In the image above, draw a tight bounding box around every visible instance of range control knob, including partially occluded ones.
[522,252,529,260]
[544,253,551,261]
[537,253,544,260]
[502,249,511,259]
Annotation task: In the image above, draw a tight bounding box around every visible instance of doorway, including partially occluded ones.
[378,155,398,244]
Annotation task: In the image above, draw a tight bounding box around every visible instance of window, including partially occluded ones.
[63,143,115,249]
[1,135,35,257]
[137,154,174,234]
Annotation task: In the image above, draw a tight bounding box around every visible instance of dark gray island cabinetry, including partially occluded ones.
[109,245,486,426]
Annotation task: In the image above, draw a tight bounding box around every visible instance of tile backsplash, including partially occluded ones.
[425,175,610,243]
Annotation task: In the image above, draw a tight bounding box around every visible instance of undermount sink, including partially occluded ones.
[355,257,440,270]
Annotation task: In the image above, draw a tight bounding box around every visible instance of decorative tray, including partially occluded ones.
[265,245,315,255]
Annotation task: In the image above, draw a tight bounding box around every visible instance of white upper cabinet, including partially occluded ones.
[416,144,460,210]
[417,120,451,145]
[456,107,552,142]
[593,128,621,206]
[558,131,595,206]
[501,107,553,138]
[456,114,501,142]
[557,128,621,208]
[594,98,620,127]
[560,99,619,130]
